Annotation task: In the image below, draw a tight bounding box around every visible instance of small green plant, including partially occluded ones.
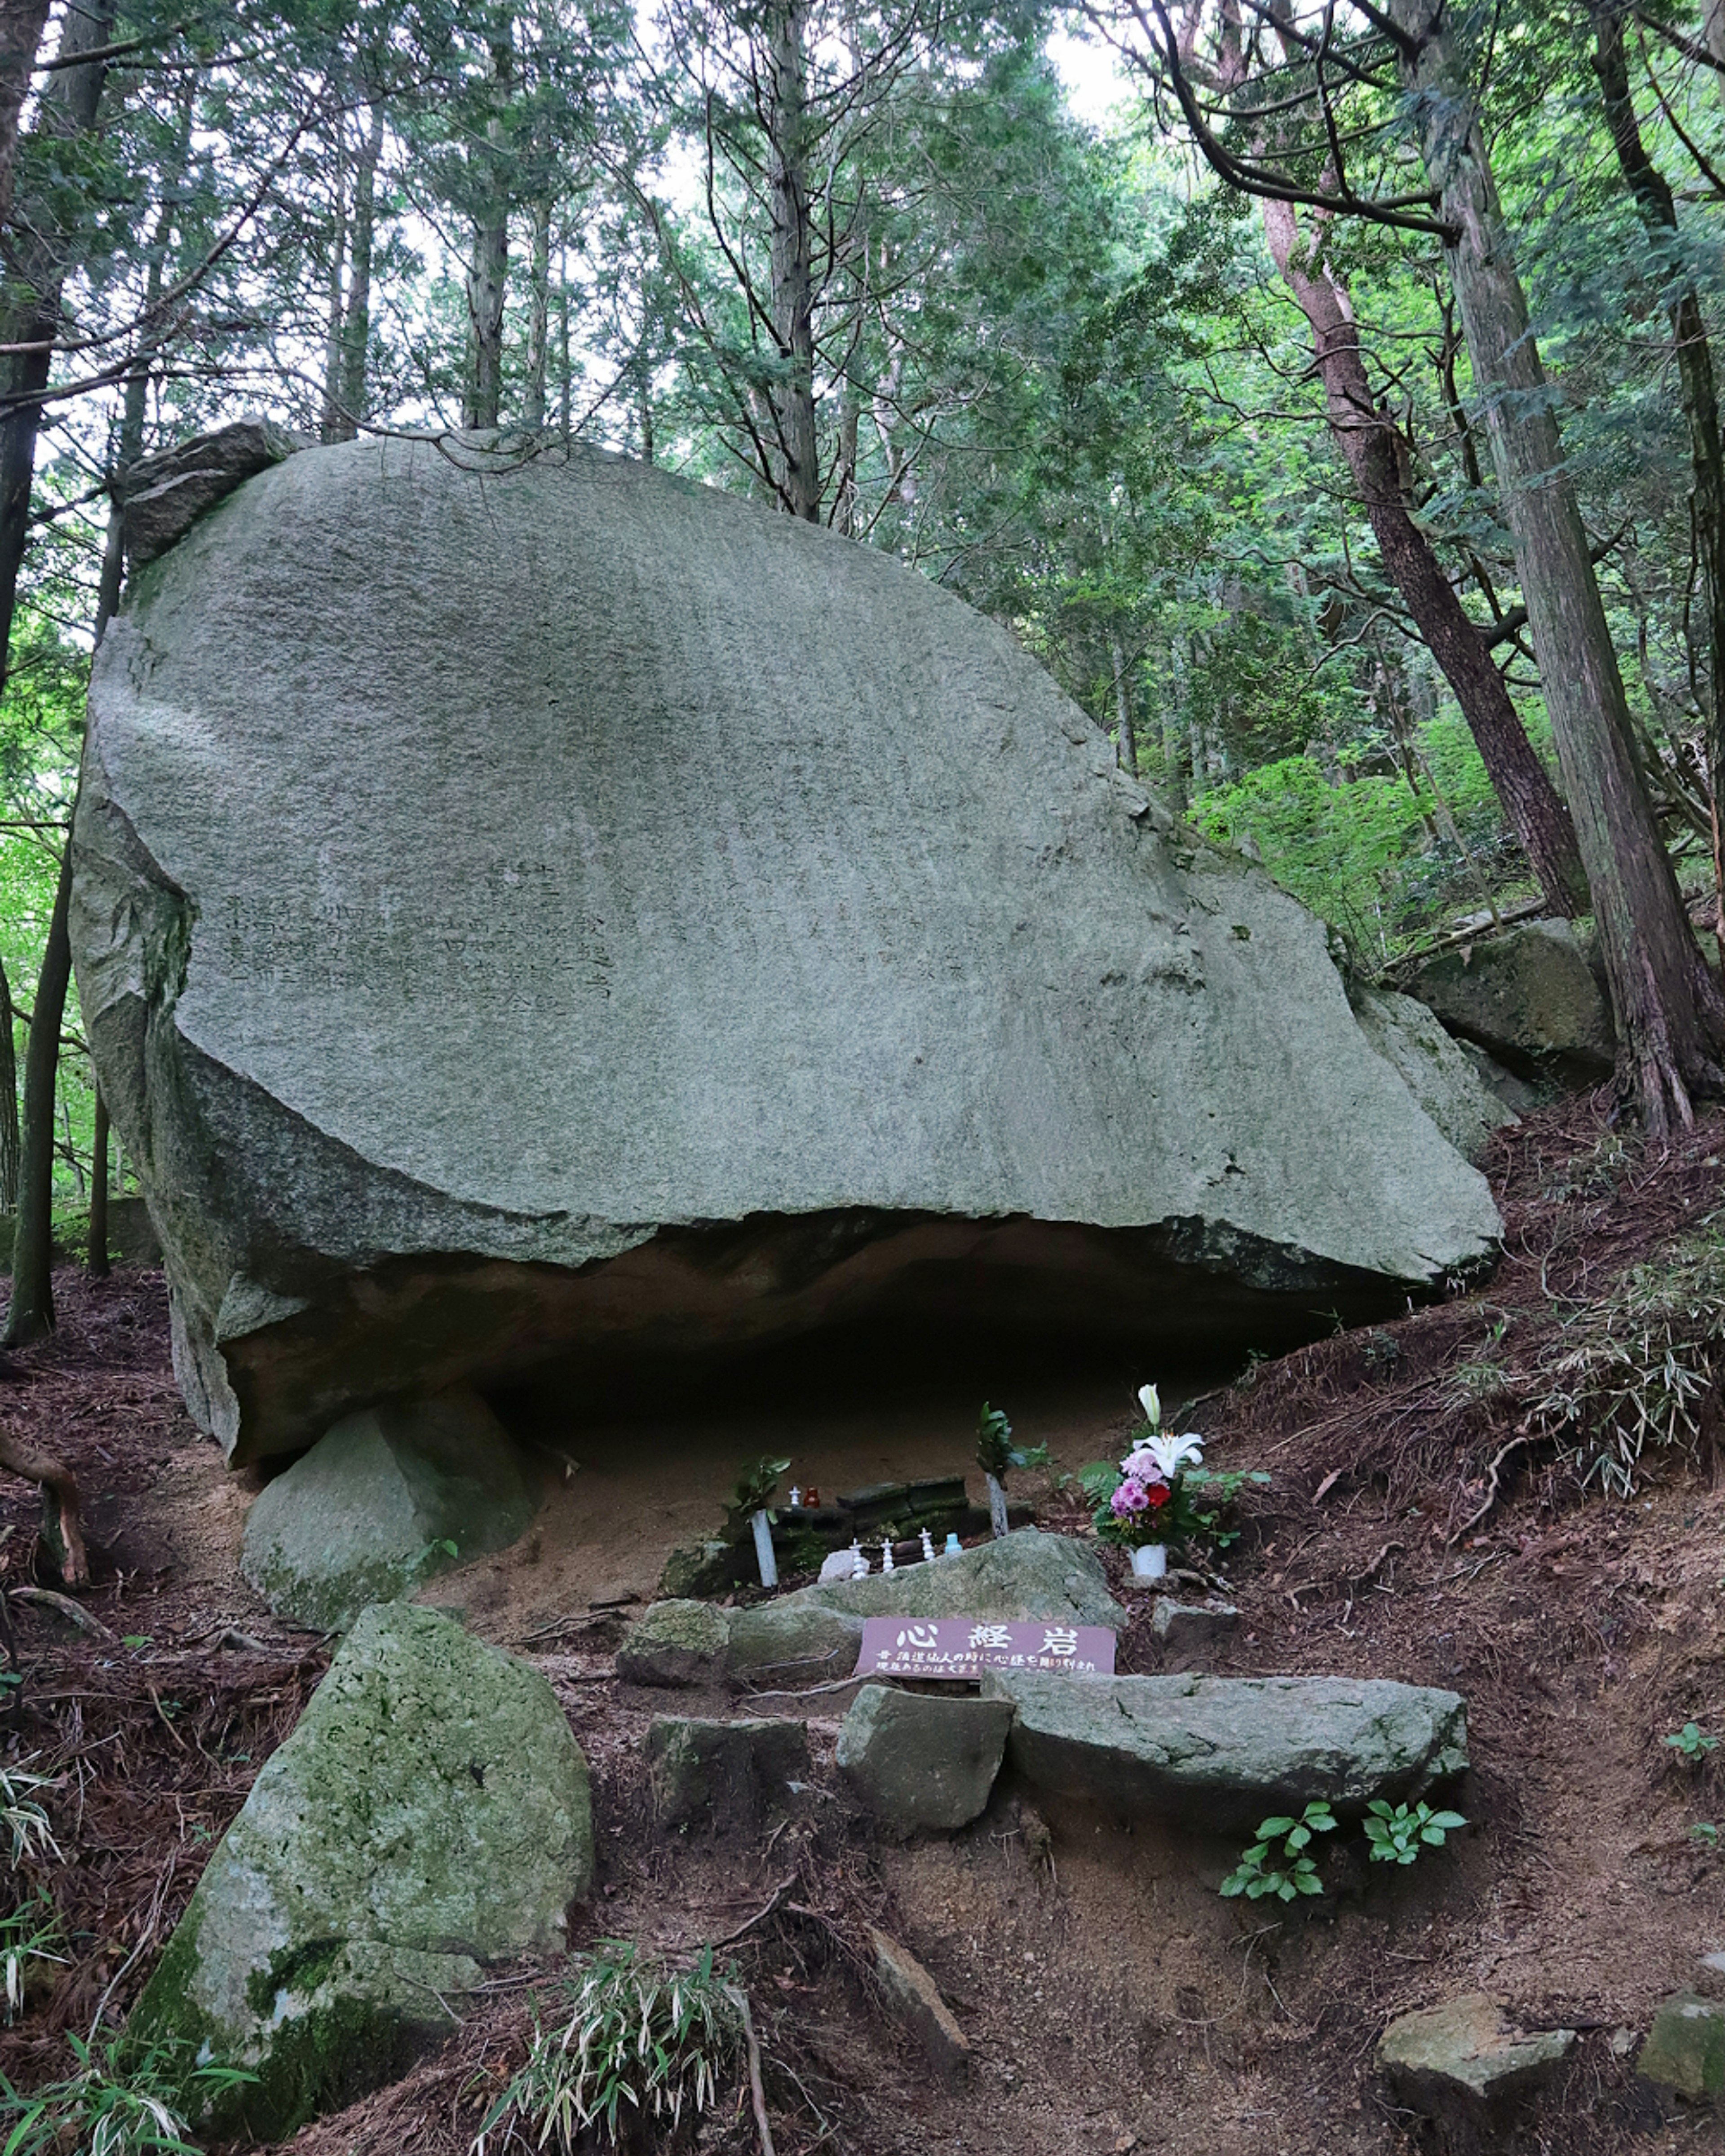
[0,1761,58,1868]
[0,2032,255,2154]
[1362,1799,1469,1865]
[1690,1821,1720,1848]
[1220,1802,1336,1901]
[1664,1721,1721,1762]
[977,1405,1047,1539]
[724,1458,790,1535]
[405,1537,461,1583]
[0,1895,65,2023]
[471,1942,743,2154]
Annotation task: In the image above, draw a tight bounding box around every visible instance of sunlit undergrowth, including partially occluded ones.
[1526,1226,1725,1497]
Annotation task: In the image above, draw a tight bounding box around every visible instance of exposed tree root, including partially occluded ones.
[0,1430,87,1585]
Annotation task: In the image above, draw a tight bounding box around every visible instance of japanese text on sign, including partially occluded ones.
[857,1617,1116,1680]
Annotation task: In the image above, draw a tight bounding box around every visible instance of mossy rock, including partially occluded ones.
[616,1599,730,1686]
[130,1604,590,2139]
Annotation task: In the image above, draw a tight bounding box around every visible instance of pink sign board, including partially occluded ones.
[858,1617,1117,1680]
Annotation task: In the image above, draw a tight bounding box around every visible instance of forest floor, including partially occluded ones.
[2,1095,1725,2152]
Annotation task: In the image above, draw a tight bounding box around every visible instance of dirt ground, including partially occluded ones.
[3,1095,1725,2152]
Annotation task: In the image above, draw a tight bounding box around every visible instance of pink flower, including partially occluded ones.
[1111,1479,1151,1516]
[1122,1446,1169,1486]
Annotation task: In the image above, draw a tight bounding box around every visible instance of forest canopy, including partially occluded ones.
[6,0,1725,1221]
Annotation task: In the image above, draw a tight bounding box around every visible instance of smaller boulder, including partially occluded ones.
[1379,1995,1574,2134]
[646,1715,810,1828]
[1404,918,1613,1082]
[130,1604,591,2141]
[985,1670,1466,1833]
[123,416,302,570]
[868,1930,970,2086]
[725,1596,865,1681]
[836,1686,1013,1831]
[659,1540,737,1599]
[1348,982,1517,1162]
[240,1387,539,1630]
[1637,1992,1725,2103]
[1150,1598,1239,1652]
[617,1599,731,1687]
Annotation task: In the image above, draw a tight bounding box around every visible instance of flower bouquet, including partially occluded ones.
[1080,1385,1266,1580]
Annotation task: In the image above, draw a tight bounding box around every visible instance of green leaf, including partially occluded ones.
[1427,1811,1468,1830]
[1256,1816,1296,1838]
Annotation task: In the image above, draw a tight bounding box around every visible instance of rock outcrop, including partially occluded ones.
[74,429,1500,1461]
[1378,1995,1575,2131]
[1404,918,1614,1082]
[239,1387,539,1629]
[836,1685,1013,1830]
[982,1670,1467,1833]
[130,1605,591,2140]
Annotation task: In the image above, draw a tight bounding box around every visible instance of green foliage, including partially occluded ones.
[976,1404,1047,1485]
[0,1763,57,1869]
[1220,1803,1336,1902]
[0,2032,254,2155]
[1664,1722,1721,1763]
[1362,1800,1468,1866]
[725,1459,789,1532]
[0,1895,63,2024]
[471,1942,742,2154]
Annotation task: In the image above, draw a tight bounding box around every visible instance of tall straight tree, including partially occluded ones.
[1387,0,1725,1130]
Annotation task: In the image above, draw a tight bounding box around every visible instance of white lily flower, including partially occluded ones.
[1136,1383,1161,1428]
[1140,1430,1204,1480]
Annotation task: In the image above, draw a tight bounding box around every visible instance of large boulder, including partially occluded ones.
[130,1604,592,2140]
[982,1670,1467,1833]
[1403,918,1614,1082]
[239,1387,539,1630]
[73,432,1500,1461]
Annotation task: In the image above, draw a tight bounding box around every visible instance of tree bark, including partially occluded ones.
[463,34,513,432]
[318,120,349,445]
[0,953,16,1212]
[522,194,550,429]
[0,0,115,697]
[1110,637,1138,774]
[0,0,51,231]
[334,91,384,442]
[87,1087,107,1280]
[5,832,71,1345]
[1592,4,1725,950]
[764,0,818,519]
[1259,194,1586,916]
[1392,0,1725,1133]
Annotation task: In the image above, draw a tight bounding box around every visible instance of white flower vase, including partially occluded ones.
[1130,1542,1168,1581]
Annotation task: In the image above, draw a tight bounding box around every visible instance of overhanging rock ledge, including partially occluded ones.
[70,432,1501,1460]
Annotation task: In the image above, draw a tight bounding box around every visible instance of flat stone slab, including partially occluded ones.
[239,1386,539,1630]
[646,1715,809,1828]
[868,1929,970,2085]
[130,1604,591,2140]
[982,1670,1467,1833]
[836,1686,1013,1831]
[1638,1992,1725,2103]
[1150,1597,1239,1651]
[1379,1994,1574,2117]
[75,433,1499,1461]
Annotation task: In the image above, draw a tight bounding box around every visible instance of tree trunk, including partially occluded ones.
[0,0,115,698]
[1392,0,1725,1133]
[88,1087,108,1280]
[318,123,348,445]
[522,194,550,429]
[6,833,71,1344]
[463,35,513,432]
[0,953,16,1211]
[0,0,51,230]
[1110,637,1138,774]
[1592,4,1725,951]
[334,91,384,442]
[765,0,818,519]
[1259,194,1586,916]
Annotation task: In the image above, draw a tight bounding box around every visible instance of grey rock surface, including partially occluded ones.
[129,1604,591,2140]
[74,434,1500,1460]
[121,416,301,571]
[868,1930,971,2085]
[983,1670,1468,1832]
[1637,1992,1725,2102]
[1150,1597,1239,1652]
[836,1685,1012,1830]
[239,1387,539,1630]
[1405,918,1614,1081]
[646,1714,809,1827]
[1348,982,1517,1162]
[1379,1995,1575,2119]
[617,1599,731,1687]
